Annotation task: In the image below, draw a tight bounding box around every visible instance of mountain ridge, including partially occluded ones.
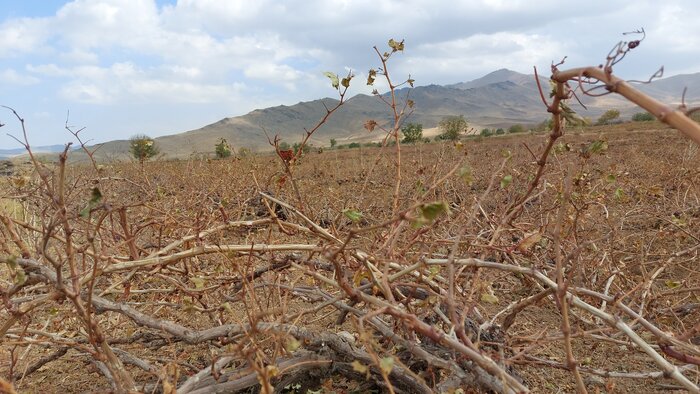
[79,69,700,160]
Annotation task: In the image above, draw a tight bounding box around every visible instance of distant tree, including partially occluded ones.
[536,118,553,132]
[438,115,468,141]
[401,123,423,143]
[422,137,431,143]
[632,112,655,122]
[596,109,621,125]
[495,128,505,135]
[238,147,251,157]
[279,141,290,150]
[348,142,361,149]
[508,124,525,134]
[215,138,232,158]
[480,128,494,137]
[292,142,311,155]
[330,138,337,148]
[129,134,159,163]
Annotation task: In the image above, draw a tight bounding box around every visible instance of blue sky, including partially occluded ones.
[1,0,699,149]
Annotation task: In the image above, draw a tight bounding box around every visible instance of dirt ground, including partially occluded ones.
[1,123,698,393]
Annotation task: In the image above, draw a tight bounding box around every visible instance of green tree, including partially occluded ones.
[238,147,251,157]
[401,123,423,143]
[508,124,525,134]
[348,142,361,149]
[292,142,311,155]
[480,128,494,137]
[632,112,655,122]
[129,134,159,163]
[215,138,232,158]
[279,141,290,150]
[438,115,468,141]
[330,138,337,148]
[495,128,505,135]
[596,109,621,125]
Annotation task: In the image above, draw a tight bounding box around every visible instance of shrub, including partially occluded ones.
[238,147,251,157]
[480,128,494,137]
[215,138,232,158]
[292,142,311,155]
[508,124,525,134]
[632,112,655,122]
[438,115,468,141]
[401,123,423,143]
[596,109,621,125]
[330,138,337,148]
[129,134,159,163]
[348,142,361,149]
[495,128,505,135]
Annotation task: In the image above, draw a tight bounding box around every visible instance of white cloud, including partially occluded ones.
[0,17,50,57]
[0,69,40,85]
[403,32,565,83]
[1,0,700,148]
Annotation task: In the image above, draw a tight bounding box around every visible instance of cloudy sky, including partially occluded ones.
[1,0,698,149]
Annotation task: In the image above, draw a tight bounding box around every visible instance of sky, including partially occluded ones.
[1,0,699,149]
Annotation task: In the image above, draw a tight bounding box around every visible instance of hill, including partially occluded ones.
[85,69,700,160]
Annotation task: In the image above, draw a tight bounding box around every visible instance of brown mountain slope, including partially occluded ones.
[88,69,700,160]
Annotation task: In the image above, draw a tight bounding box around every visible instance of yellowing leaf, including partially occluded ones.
[516,231,542,253]
[323,71,339,89]
[352,360,369,375]
[388,38,404,52]
[364,119,378,132]
[481,293,499,304]
[664,280,681,289]
[458,166,474,186]
[285,337,301,352]
[379,356,395,374]
[191,277,206,289]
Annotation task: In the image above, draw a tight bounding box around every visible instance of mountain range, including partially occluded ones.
[69,68,700,160]
[0,144,67,160]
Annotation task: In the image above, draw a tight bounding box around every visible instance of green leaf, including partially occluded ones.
[500,175,513,189]
[420,201,450,221]
[343,209,363,222]
[14,267,26,286]
[379,356,395,374]
[90,187,102,204]
[80,187,103,218]
[614,187,625,200]
[458,166,474,186]
[586,140,608,155]
[341,76,351,88]
[323,71,339,89]
[79,206,91,219]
